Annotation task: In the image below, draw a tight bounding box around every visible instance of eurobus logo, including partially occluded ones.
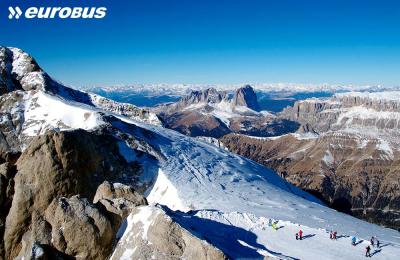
[8,6,107,19]
[8,7,23,19]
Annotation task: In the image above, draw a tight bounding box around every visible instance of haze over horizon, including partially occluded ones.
[2,0,400,87]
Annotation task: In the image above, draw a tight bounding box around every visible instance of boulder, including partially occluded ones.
[94,181,147,219]
[44,195,115,259]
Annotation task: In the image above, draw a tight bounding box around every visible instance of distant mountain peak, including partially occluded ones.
[232,85,260,111]
[178,85,260,112]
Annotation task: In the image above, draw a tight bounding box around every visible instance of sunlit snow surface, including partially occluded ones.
[23,91,104,137]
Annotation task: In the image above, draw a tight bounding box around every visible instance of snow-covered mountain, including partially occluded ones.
[1,47,400,259]
[0,47,160,153]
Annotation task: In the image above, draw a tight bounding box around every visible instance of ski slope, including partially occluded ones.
[117,117,400,259]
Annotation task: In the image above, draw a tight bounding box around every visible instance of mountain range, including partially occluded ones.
[1,47,400,259]
[154,85,299,138]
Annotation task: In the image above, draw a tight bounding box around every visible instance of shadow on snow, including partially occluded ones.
[162,206,299,260]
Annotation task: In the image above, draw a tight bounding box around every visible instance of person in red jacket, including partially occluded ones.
[299,229,303,240]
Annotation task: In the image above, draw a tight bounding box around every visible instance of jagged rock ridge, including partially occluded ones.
[155,85,299,138]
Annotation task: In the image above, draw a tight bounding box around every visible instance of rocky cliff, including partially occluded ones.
[280,92,400,133]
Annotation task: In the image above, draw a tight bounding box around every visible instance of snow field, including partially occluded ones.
[23,91,104,136]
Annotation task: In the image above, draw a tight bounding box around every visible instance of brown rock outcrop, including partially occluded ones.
[94,181,148,219]
[4,129,141,259]
[44,195,116,259]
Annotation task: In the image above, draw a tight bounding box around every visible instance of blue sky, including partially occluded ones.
[1,0,400,87]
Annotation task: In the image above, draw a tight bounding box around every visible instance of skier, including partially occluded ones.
[365,245,371,257]
[370,236,375,247]
[272,222,278,230]
[262,220,266,230]
[329,231,333,240]
[333,231,337,240]
[376,239,380,248]
[268,219,273,227]
[295,233,299,240]
[299,229,303,240]
[351,236,357,246]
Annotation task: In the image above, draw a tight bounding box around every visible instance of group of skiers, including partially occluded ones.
[266,219,382,257]
[350,235,381,257]
[300,228,381,257]
[365,236,380,257]
[295,229,303,240]
[267,219,279,230]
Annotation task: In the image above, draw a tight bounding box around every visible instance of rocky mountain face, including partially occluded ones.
[179,87,228,107]
[221,92,400,230]
[2,129,146,259]
[280,92,400,133]
[231,85,260,111]
[0,47,226,259]
[155,85,299,138]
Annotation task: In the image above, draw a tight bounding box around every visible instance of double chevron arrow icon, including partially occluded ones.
[8,6,23,19]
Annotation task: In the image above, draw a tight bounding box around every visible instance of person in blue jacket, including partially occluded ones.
[351,236,357,246]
